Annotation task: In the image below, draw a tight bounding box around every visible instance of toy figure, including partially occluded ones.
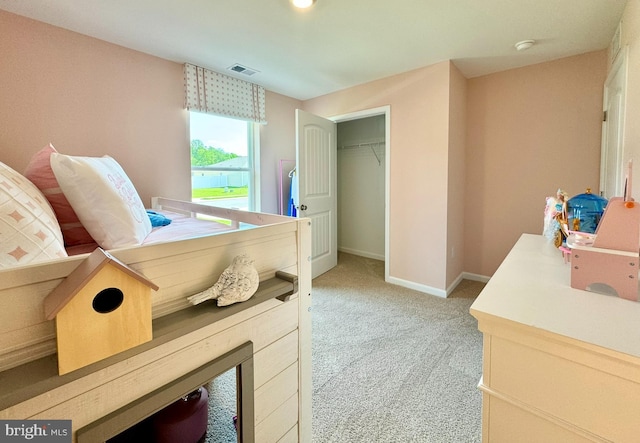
[543,188,569,247]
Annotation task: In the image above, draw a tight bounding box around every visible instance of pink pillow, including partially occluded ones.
[24,144,95,247]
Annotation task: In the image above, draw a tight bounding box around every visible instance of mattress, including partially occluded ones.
[66,210,236,256]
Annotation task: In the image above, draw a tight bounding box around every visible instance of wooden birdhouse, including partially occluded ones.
[44,248,159,375]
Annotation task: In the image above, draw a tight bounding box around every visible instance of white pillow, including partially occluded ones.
[50,153,151,249]
[0,161,67,268]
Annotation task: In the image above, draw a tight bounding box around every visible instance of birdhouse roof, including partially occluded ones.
[44,248,159,320]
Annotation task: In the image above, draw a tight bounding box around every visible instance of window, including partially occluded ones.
[189,112,259,211]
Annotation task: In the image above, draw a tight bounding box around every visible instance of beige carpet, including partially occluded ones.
[204,252,486,442]
[449,278,486,299]
[205,370,237,443]
[311,252,484,442]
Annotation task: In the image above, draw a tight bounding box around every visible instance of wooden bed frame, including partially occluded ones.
[0,198,312,443]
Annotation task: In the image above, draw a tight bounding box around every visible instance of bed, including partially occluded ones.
[0,151,312,442]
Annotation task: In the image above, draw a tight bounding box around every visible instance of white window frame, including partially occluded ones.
[190,114,260,212]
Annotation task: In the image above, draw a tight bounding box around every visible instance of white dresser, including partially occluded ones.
[470,234,640,443]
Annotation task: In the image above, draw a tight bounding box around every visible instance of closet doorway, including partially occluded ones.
[332,106,390,279]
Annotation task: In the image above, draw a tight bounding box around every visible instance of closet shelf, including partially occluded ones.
[339,141,385,165]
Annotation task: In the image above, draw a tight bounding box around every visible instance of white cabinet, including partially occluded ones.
[470,234,640,442]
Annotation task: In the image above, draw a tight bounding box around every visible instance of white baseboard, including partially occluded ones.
[386,276,447,298]
[386,272,490,299]
[338,247,384,261]
[444,272,491,297]
[462,272,491,283]
[446,273,466,296]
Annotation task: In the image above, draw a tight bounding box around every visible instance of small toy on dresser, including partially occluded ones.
[187,254,259,306]
[543,188,569,248]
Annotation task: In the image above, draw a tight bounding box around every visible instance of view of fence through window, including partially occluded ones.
[190,112,252,211]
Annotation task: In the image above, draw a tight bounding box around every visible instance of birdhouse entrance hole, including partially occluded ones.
[93,288,124,314]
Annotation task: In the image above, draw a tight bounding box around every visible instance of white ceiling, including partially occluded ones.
[0,0,628,100]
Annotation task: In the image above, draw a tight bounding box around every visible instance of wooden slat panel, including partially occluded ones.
[3,302,298,433]
[277,425,299,443]
[1,299,298,416]
[0,256,84,291]
[0,222,298,292]
[0,282,59,334]
[254,330,298,389]
[0,224,299,370]
[0,339,55,373]
[127,231,297,280]
[0,322,54,354]
[255,363,298,424]
[76,342,254,443]
[0,200,309,443]
[255,393,299,443]
[147,235,298,317]
[297,218,313,443]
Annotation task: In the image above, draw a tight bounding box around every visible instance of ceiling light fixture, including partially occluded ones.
[292,0,315,8]
[515,40,535,51]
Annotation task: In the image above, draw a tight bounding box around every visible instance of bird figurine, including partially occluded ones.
[187,254,259,306]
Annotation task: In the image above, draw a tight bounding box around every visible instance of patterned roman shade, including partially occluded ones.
[184,63,267,124]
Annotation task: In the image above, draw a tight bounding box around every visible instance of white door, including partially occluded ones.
[295,109,337,278]
[600,48,627,199]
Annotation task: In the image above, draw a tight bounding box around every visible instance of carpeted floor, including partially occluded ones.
[204,252,485,442]
[311,253,484,442]
[205,370,237,443]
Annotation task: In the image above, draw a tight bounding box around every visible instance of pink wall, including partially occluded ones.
[0,10,191,205]
[306,51,607,285]
[0,10,299,215]
[465,51,607,277]
[447,63,467,286]
[0,8,611,288]
[259,91,302,214]
[304,62,453,291]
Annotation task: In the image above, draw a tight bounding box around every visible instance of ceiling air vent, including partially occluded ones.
[227,63,259,76]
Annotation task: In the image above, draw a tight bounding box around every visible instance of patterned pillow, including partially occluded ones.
[50,153,152,249]
[0,161,67,268]
[24,144,95,247]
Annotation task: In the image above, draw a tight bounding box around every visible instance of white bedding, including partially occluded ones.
[65,209,236,256]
